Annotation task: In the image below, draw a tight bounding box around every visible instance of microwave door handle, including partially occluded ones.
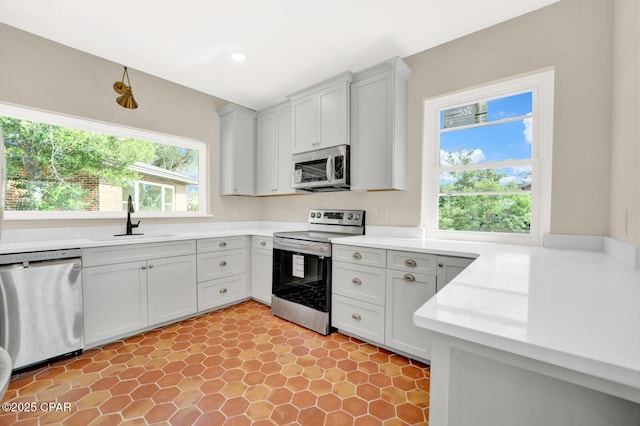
[326,155,333,183]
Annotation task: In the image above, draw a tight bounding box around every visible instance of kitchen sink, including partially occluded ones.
[90,233,176,241]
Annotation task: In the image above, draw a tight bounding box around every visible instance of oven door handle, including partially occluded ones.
[273,239,331,257]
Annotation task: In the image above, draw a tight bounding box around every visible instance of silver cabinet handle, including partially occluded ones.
[148,264,154,269]
[220,260,227,267]
[141,265,147,270]
[405,259,417,267]
[352,252,362,260]
[220,288,228,294]
[219,241,227,247]
[352,278,362,285]
[351,313,361,321]
[438,263,444,268]
[404,274,416,282]
[260,241,267,246]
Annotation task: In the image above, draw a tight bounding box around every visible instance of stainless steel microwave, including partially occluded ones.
[292,145,350,192]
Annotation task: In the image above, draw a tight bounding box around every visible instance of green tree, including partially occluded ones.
[152,144,197,174]
[439,148,531,233]
[1,117,156,210]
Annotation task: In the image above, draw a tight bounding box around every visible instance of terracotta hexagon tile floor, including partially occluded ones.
[1,300,430,425]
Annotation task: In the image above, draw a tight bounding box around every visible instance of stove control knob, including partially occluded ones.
[310,212,316,218]
[355,214,361,220]
[348,213,353,220]
[316,211,322,218]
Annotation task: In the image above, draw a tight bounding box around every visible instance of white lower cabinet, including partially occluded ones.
[199,274,249,312]
[250,236,273,305]
[385,270,436,360]
[436,255,475,292]
[332,244,473,362]
[147,255,197,327]
[82,240,197,347]
[197,236,250,312]
[333,295,385,345]
[83,260,148,346]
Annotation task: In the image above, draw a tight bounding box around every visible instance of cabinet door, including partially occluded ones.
[317,83,349,148]
[251,247,273,305]
[292,94,317,153]
[83,261,147,346]
[147,255,197,327]
[436,256,474,292]
[219,106,256,195]
[256,112,277,195]
[233,112,256,195]
[350,72,393,190]
[385,270,436,361]
[275,107,294,194]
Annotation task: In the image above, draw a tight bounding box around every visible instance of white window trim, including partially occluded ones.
[0,102,209,220]
[421,69,554,245]
[132,180,175,212]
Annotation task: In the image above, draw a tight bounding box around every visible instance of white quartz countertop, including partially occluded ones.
[333,235,640,391]
[0,226,287,255]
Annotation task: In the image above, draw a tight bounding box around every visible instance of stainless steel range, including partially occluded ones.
[271,209,365,335]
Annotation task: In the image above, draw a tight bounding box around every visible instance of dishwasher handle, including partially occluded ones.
[0,257,82,270]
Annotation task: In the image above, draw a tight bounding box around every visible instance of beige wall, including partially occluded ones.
[2,0,638,242]
[609,0,640,245]
[263,0,618,234]
[0,23,260,230]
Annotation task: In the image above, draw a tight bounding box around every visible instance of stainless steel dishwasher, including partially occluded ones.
[0,249,83,371]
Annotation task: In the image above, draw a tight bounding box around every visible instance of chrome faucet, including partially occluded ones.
[126,195,141,235]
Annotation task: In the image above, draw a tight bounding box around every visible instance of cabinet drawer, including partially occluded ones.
[333,261,385,306]
[333,245,386,268]
[197,249,247,281]
[252,236,273,250]
[387,250,437,276]
[83,240,196,267]
[332,295,384,345]
[198,274,248,312]
[197,236,247,253]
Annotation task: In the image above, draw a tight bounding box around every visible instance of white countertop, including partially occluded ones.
[333,235,640,391]
[0,222,302,255]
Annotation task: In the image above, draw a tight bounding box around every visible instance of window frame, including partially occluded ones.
[422,69,554,245]
[0,102,209,220]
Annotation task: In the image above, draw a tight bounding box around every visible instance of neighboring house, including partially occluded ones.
[5,161,197,212]
[102,162,198,212]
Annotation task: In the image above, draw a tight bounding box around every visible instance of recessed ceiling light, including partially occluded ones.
[231,52,246,62]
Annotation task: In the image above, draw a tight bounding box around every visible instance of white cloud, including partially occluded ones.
[440,148,485,165]
[523,117,533,144]
[499,176,517,186]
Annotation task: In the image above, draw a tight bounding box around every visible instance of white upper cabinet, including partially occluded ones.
[217,103,256,196]
[288,72,353,154]
[350,57,413,191]
[256,102,294,195]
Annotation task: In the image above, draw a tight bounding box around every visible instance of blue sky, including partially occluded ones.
[440,92,533,165]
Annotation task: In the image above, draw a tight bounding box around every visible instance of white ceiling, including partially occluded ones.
[0,0,560,110]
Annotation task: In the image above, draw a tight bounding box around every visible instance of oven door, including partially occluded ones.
[272,238,331,313]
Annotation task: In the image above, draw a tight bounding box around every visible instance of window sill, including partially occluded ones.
[3,211,213,221]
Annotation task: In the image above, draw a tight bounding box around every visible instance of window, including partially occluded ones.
[0,103,207,219]
[422,70,554,244]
